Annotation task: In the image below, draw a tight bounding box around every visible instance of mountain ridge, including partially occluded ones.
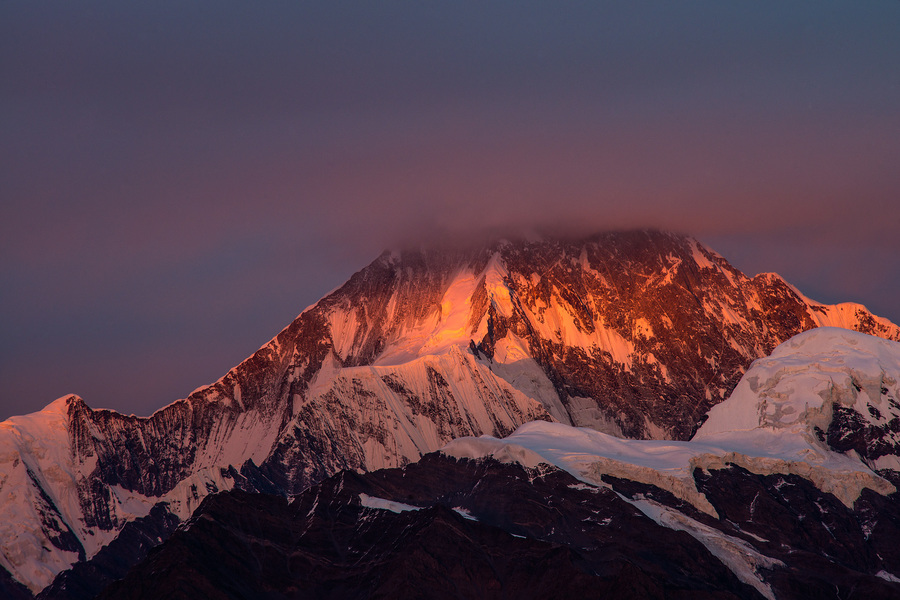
[3,229,899,594]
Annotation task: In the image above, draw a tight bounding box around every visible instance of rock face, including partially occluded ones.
[2,230,899,594]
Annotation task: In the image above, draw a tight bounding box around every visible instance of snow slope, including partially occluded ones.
[0,395,244,593]
[696,327,900,463]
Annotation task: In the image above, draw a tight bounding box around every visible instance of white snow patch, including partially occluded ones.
[734,527,769,544]
[628,496,782,600]
[691,240,716,270]
[359,493,421,513]
[876,570,900,583]
[452,506,478,521]
[567,483,601,492]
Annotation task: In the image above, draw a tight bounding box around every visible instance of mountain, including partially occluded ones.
[91,453,900,600]
[97,327,900,599]
[2,230,899,594]
[97,457,765,600]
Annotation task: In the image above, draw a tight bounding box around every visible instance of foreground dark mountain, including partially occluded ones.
[3,231,899,594]
[97,456,763,600]
[97,452,900,600]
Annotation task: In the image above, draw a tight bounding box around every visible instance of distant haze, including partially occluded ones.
[2,1,899,419]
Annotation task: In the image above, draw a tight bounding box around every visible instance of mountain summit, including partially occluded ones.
[2,230,898,594]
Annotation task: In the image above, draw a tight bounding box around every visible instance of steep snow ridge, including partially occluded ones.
[813,301,899,333]
[487,333,575,426]
[0,397,83,592]
[0,395,250,593]
[690,239,717,270]
[364,245,637,370]
[629,496,782,600]
[327,305,363,362]
[372,263,489,366]
[520,287,636,366]
[443,422,720,516]
[691,241,743,290]
[0,331,294,592]
[193,406,283,474]
[755,274,899,340]
[352,245,644,372]
[417,267,487,357]
[483,252,514,318]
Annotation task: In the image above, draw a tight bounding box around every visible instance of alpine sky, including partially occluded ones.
[2,1,899,419]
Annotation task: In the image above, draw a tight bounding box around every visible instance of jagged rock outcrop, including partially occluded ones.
[2,230,898,593]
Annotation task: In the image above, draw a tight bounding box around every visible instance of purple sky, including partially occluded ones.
[2,2,899,420]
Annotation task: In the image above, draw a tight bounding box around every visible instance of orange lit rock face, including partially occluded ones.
[301,230,899,440]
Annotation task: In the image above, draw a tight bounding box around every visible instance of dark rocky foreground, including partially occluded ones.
[83,454,900,600]
[95,455,760,600]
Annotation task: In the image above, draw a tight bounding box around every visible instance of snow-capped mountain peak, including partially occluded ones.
[3,230,900,594]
